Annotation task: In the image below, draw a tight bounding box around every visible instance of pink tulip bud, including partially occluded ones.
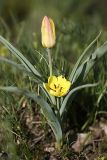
[41,16,56,48]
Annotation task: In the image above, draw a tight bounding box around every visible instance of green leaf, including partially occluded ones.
[71,41,107,83]
[0,36,42,79]
[0,86,62,144]
[0,56,31,73]
[69,31,101,81]
[60,83,98,116]
[40,85,56,105]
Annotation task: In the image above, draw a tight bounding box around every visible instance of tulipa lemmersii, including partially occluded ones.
[0,16,106,150]
[43,75,71,97]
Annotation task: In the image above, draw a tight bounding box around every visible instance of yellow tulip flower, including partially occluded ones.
[43,75,71,97]
[41,16,56,48]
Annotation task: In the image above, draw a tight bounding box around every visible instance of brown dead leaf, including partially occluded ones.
[100,121,107,135]
[72,132,92,152]
[89,126,103,138]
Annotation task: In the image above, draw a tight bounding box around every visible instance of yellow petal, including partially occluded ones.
[64,81,71,90]
[48,76,57,83]
[61,82,71,96]
[48,76,58,90]
[57,76,66,86]
[49,90,58,97]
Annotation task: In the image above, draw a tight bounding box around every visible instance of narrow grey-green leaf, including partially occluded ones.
[69,31,101,81]
[0,56,31,73]
[60,83,98,116]
[0,86,62,144]
[71,41,107,83]
[40,85,53,104]
[0,36,41,78]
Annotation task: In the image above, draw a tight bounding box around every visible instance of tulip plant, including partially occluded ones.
[0,16,107,149]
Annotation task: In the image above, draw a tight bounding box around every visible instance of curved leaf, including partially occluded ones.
[71,41,107,83]
[0,36,42,79]
[69,31,102,81]
[0,56,31,73]
[0,86,62,144]
[60,83,98,116]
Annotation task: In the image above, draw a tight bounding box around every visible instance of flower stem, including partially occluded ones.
[47,48,52,76]
[57,97,60,110]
